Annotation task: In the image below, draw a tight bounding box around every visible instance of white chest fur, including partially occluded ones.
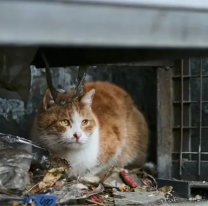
[31,116,100,176]
[59,127,100,176]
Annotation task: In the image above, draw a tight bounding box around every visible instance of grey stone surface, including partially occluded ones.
[161,202,208,206]
[113,191,166,205]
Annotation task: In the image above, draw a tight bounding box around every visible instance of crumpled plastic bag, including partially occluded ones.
[0,132,50,194]
[54,183,105,204]
[103,171,123,188]
[0,149,32,193]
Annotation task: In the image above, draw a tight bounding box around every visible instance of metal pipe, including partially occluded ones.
[179,60,184,177]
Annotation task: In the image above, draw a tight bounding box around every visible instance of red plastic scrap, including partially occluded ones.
[120,170,138,188]
[90,195,102,203]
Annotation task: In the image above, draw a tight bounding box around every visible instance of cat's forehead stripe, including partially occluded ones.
[72,109,82,122]
[72,101,81,113]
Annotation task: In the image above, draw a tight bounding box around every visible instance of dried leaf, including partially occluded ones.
[39,167,66,188]
[142,177,153,187]
[195,194,202,200]
[158,186,173,193]
[146,186,157,192]
[90,186,97,191]
[134,187,147,193]
[31,167,67,193]
[119,183,131,192]
[46,156,70,170]
[131,168,157,190]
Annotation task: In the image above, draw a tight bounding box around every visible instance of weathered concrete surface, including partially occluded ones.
[113,191,166,205]
[161,202,208,206]
[113,191,208,205]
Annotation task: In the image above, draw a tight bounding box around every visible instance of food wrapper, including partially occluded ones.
[0,133,52,194]
[54,183,105,204]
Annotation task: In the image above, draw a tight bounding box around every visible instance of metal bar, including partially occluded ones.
[188,59,192,161]
[173,100,208,103]
[99,61,173,67]
[179,60,184,177]
[173,75,208,78]
[173,160,208,162]
[33,48,208,68]
[1,1,208,47]
[198,59,203,177]
[190,181,208,188]
[173,152,208,154]
[173,126,208,129]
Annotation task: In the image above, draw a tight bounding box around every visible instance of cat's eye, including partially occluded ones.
[81,119,89,126]
[60,119,70,126]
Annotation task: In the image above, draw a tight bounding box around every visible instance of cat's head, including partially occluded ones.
[36,88,98,150]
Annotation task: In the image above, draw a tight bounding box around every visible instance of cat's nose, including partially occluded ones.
[73,132,82,140]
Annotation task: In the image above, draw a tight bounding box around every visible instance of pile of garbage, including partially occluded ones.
[0,133,174,206]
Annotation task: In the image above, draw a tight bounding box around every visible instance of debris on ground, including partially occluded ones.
[189,194,203,201]
[29,167,68,193]
[160,202,208,206]
[113,191,166,205]
[118,184,131,192]
[0,133,196,206]
[0,134,106,205]
[120,170,138,188]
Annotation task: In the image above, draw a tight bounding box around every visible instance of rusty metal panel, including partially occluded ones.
[157,67,173,179]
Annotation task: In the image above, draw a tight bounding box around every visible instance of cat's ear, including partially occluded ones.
[80,88,95,107]
[41,88,55,111]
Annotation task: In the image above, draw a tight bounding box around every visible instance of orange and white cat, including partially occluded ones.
[31,81,149,178]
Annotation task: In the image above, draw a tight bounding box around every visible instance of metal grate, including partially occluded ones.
[172,59,208,181]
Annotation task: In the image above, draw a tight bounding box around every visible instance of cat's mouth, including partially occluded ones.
[63,141,87,150]
[58,135,87,147]
[60,136,83,144]
[68,141,81,144]
[64,140,84,145]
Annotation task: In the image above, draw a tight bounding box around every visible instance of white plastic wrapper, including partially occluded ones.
[54,183,105,204]
[0,133,50,194]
